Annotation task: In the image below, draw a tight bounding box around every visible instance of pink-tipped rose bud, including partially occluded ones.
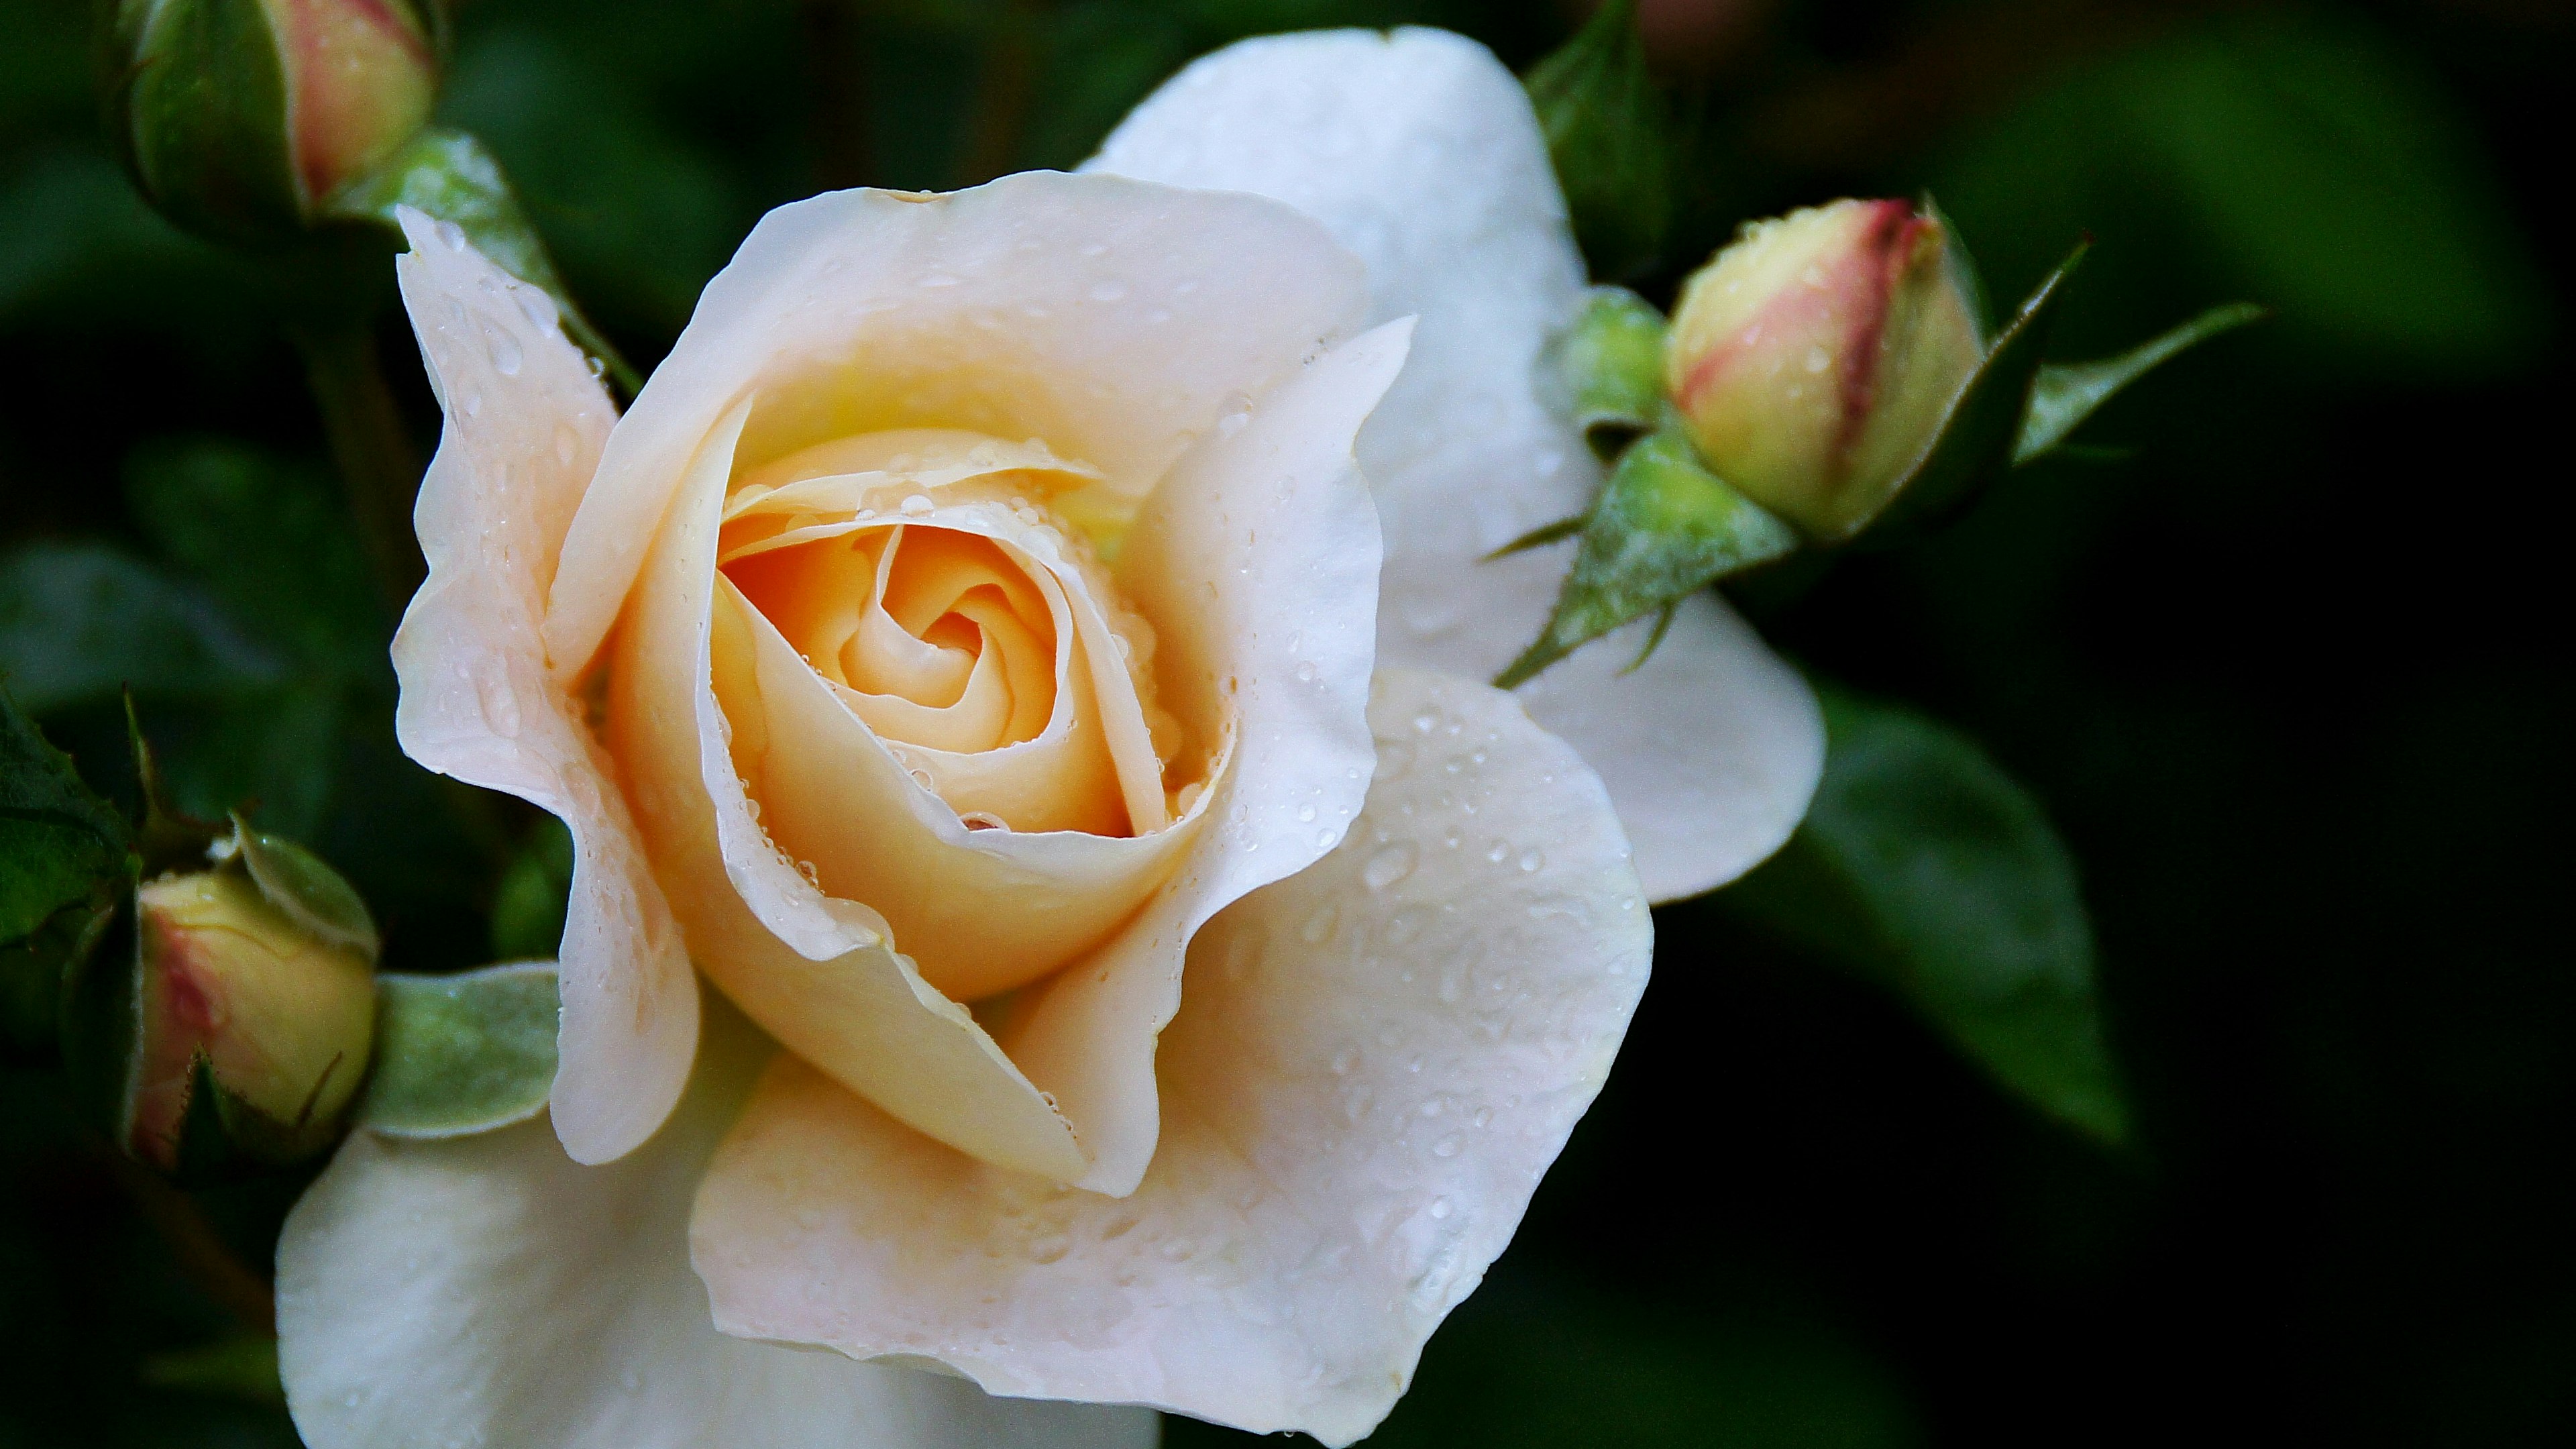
[123,826,378,1172]
[109,0,440,241]
[1664,198,1984,541]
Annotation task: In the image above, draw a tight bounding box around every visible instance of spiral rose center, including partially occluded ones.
[712,427,1184,839]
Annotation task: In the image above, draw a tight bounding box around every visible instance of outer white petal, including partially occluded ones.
[546,170,1368,678]
[691,669,1652,1446]
[1087,28,1825,898]
[276,1000,1158,1449]
[390,210,696,1164]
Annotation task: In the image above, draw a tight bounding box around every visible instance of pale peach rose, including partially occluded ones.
[276,28,1821,1448]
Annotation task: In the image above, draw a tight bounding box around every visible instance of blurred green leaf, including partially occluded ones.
[1552,284,1668,451]
[1525,0,1674,282]
[1862,241,2082,546]
[0,543,282,712]
[140,1334,284,1405]
[1929,11,2548,372]
[123,439,384,677]
[0,688,130,946]
[327,128,637,391]
[358,961,559,1138]
[2015,302,2268,464]
[489,814,573,961]
[1724,686,2129,1144]
[439,30,751,347]
[1495,428,1800,688]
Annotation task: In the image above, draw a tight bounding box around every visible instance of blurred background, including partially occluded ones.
[1,0,2567,1443]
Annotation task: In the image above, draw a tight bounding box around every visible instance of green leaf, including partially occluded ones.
[1495,429,1800,689]
[325,127,639,391]
[1860,241,2085,547]
[1523,0,1674,281]
[1550,286,1668,453]
[0,688,130,945]
[357,961,560,1138]
[229,814,379,960]
[0,542,282,712]
[1724,686,2128,1143]
[489,814,574,961]
[2015,302,2268,464]
[0,890,113,1059]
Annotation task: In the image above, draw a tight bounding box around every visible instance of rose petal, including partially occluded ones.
[276,1000,1159,1449]
[690,668,1652,1446]
[614,399,1090,1181]
[1087,29,1825,900]
[1011,317,1411,1195]
[389,207,696,1165]
[546,171,1371,682]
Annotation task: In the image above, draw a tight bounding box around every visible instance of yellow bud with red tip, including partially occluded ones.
[1665,199,1985,541]
[108,0,441,242]
[122,824,378,1172]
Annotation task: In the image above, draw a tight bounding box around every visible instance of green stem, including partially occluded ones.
[291,321,424,612]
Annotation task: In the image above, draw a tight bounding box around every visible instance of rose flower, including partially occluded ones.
[277,28,1821,1449]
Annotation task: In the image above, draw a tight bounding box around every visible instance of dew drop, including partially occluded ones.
[900,494,934,516]
[435,219,468,252]
[1428,1196,1453,1220]
[484,325,523,377]
[1299,901,1339,945]
[1362,843,1418,892]
[1431,1132,1463,1159]
[1294,659,1320,683]
[1485,839,1511,865]
[1214,393,1254,438]
[1518,849,1545,873]
[1296,803,1317,823]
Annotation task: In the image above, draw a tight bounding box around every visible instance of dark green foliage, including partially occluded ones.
[1726,687,2129,1143]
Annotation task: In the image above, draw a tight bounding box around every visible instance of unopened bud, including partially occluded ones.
[1665,199,1984,541]
[109,0,441,241]
[123,823,378,1172]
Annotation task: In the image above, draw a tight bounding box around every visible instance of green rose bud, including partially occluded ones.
[122,822,379,1172]
[107,0,441,242]
[1664,198,1984,542]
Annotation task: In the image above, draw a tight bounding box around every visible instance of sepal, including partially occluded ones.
[326,130,638,391]
[1551,285,1668,455]
[1495,428,1799,688]
[1524,0,1676,280]
[355,961,561,1138]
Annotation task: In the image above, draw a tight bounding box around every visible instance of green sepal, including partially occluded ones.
[1721,684,2130,1144]
[227,813,380,960]
[1860,240,2086,547]
[1524,0,1675,281]
[1,686,132,945]
[107,0,304,243]
[123,692,224,877]
[1551,286,1668,456]
[325,128,639,392]
[1495,429,1801,689]
[2015,302,2269,464]
[164,1044,352,1178]
[1917,192,1995,340]
[356,961,560,1138]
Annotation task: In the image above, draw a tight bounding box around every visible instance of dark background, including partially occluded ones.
[3,0,2568,1443]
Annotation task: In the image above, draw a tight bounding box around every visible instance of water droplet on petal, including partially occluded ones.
[1362,843,1417,892]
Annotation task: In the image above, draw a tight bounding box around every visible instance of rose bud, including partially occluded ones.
[1664,198,1985,541]
[107,0,441,242]
[123,825,380,1173]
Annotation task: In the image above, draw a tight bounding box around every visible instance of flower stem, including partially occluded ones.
[292,320,425,614]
